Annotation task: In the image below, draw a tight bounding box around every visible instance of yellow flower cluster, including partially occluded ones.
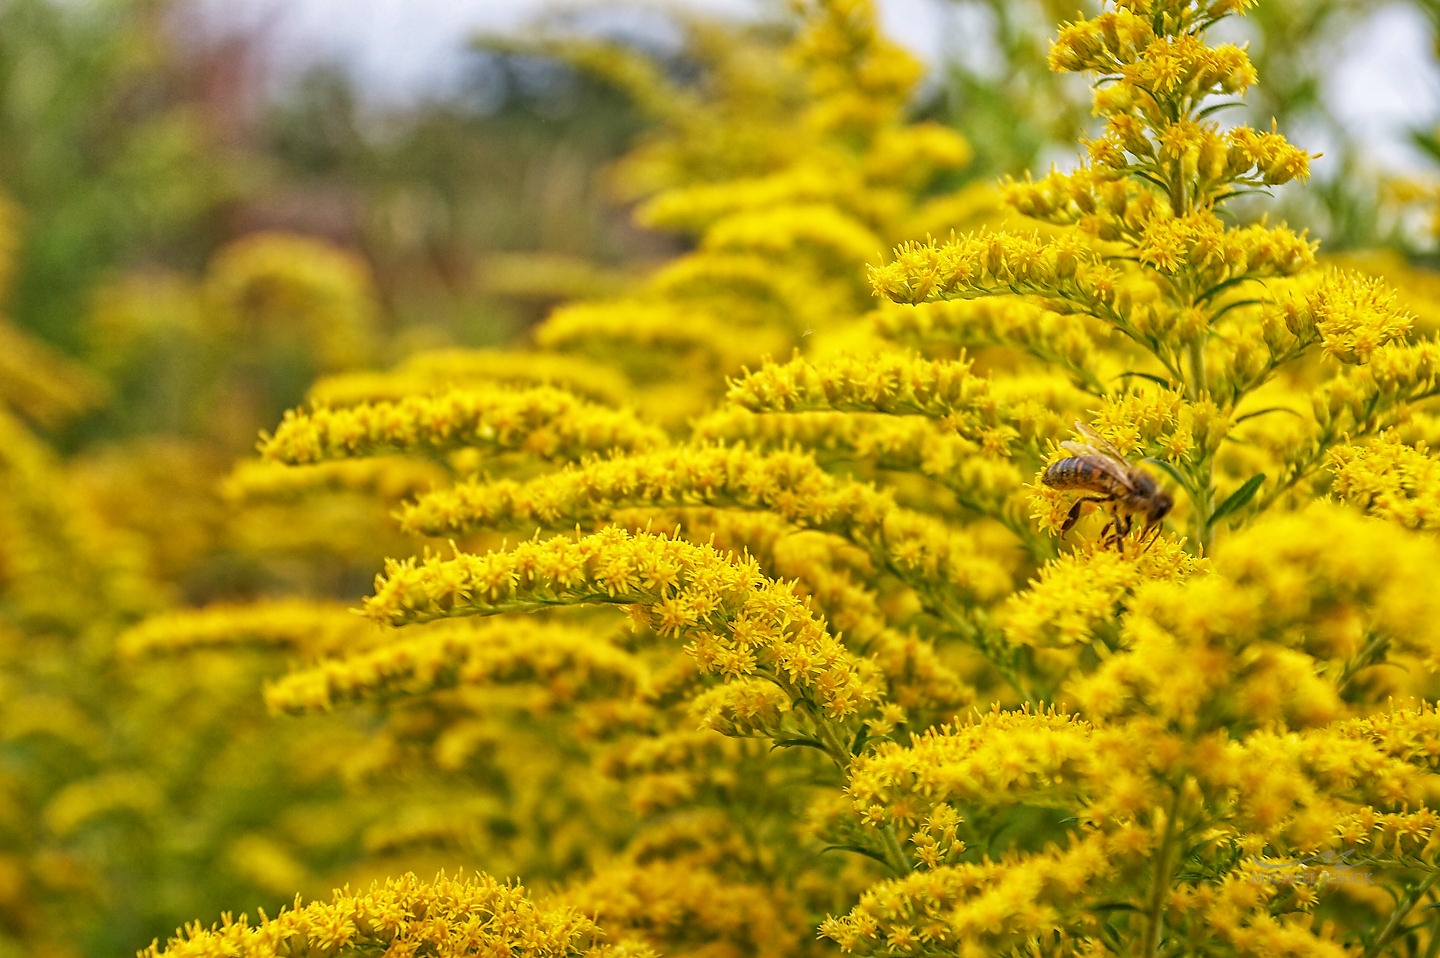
[1305,269,1414,364]
[867,1,1366,555]
[264,617,648,715]
[116,599,364,659]
[998,540,1203,650]
[0,316,107,429]
[396,445,1013,605]
[536,299,794,387]
[820,832,1115,958]
[140,870,648,958]
[222,456,447,505]
[869,229,1102,307]
[306,348,632,409]
[848,707,1098,829]
[562,861,794,958]
[0,407,160,630]
[45,771,164,839]
[1328,431,1440,530]
[259,386,664,466]
[693,408,1032,541]
[205,231,380,370]
[363,527,882,725]
[872,298,1107,392]
[728,353,1084,467]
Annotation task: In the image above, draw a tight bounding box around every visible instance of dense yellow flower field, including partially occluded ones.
[8,1,1440,956]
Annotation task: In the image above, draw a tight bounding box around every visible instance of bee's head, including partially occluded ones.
[1150,491,1174,522]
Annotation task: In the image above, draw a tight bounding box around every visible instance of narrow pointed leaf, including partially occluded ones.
[1234,406,1301,425]
[1197,274,1257,304]
[821,844,896,869]
[772,737,829,754]
[1114,370,1175,390]
[1211,297,1266,322]
[1197,100,1244,120]
[1209,473,1266,527]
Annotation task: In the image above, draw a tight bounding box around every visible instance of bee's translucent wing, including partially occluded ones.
[1060,439,1114,460]
[1073,421,1132,465]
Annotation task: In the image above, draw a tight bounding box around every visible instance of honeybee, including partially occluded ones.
[1042,421,1173,551]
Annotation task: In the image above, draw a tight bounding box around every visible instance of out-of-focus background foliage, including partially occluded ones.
[1,1,1438,955]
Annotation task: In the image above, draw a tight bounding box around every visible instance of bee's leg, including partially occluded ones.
[1061,496,1110,534]
[1107,513,1133,551]
[1138,520,1164,553]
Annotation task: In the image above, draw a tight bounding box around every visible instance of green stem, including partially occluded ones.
[811,707,855,773]
[1365,868,1440,958]
[1169,158,1188,217]
[1335,632,1390,697]
[1193,466,1216,555]
[1142,789,1183,958]
[1186,333,1207,400]
[879,824,912,876]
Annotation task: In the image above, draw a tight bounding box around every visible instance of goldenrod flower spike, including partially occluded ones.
[222,457,447,504]
[117,599,367,660]
[872,298,1109,392]
[640,170,874,237]
[846,707,1098,831]
[869,229,1103,307]
[397,445,1013,605]
[263,618,648,716]
[703,203,884,272]
[205,231,381,369]
[258,385,664,466]
[693,407,1032,530]
[864,0,1343,552]
[537,299,793,377]
[820,831,1118,956]
[1264,337,1440,513]
[139,870,653,957]
[0,408,161,629]
[728,352,989,418]
[728,353,1098,452]
[362,527,884,727]
[563,860,792,958]
[998,542,1203,651]
[306,348,632,409]
[0,317,107,429]
[1328,431,1440,531]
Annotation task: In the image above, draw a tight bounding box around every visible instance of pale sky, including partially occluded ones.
[197,0,1437,172]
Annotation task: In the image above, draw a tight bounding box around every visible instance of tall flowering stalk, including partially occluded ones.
[816,2,1440,955]
[871,0,1334,552]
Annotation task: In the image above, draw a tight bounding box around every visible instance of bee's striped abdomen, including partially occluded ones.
[1043,457,1109,491]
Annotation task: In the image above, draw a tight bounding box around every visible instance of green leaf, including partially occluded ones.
[771,737,829,754]
[1197,273,1258,304]
[1196,100,1244,121]
[1408,127,1440,164]
[1208,473,1266,527]
[1132,169,1169,193]
[1210,297,1265,322]
[850,724,870,756]
[820,844,895,869]
[1212,187,1274,206]
[1091,902,1144,914]
[1234,406,1301,425]
[1114,370,1174,390]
